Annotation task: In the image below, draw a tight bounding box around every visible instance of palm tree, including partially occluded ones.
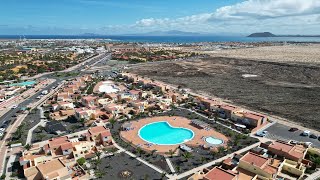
[95,151,102,160]
[200,156,206,164]
[93,158,102,170]
[79,118,86,127]
[109,118,116,129]
[24,144,32,151]
[218,146,225,154]
[136,147,143,157]
[161,173,166,180]
[176,166,181,173]
[167,149,175,158]
[210,150,217,158]
[151,149,157,157]
[94,169,105,179]
[182,152,193,162]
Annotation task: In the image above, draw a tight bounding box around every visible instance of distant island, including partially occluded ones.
[248,32,320,37]
[248,32,276,37]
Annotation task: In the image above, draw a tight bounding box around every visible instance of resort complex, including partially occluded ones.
[0,64,317,180]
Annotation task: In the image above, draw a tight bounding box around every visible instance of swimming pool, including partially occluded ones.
[138,121,194,145]
[205,136,224,145]
[9,81,36,87]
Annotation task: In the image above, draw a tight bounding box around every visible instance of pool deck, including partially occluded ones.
[120,116,228,155]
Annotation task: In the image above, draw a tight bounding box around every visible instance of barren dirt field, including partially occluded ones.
[206,44,320,65]
[127,56,320,130]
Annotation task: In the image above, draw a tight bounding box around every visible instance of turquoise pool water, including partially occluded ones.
[9,81,36,87]
[205,137,223,145]
[138,121,194,145]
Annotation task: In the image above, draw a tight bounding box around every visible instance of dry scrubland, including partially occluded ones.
[207,44,320,65]
[127,45,320,130]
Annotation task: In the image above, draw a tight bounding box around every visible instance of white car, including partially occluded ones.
[11,105,18,109]
[0,128,5,132]
[302,130,310,136]
[0,132,3,137]
[256,131,268,137]
[305,142,313,146]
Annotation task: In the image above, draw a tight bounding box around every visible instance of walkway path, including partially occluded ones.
[165,158,176,174]
[112,140,172,179]
[25,106,47,145]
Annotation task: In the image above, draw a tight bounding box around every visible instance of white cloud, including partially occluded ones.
[130,0,320,34]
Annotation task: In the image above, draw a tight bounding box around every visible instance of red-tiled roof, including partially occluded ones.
[268,140,306,160]
[220,104,237,111]
[60,143,73,150]
[244,112,265,121]
[241,152,268,168]
[101,131,111,137]
[204,167,236,180]
[88,126,109,135]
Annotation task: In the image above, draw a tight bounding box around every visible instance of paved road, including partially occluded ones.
[264,123,320,148]
[0,52,111,132]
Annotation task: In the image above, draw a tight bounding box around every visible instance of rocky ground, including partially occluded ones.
[127,56,320,130]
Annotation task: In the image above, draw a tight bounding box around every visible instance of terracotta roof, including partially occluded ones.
[269,140,306,160]
[101,131,111,137]
[60,142,73,150]
[37,159,65,177]
[269,141,293,152]
[49,136,69,147]
[43,144,50,151]
[129,90,141,95]
[88,126,108,135]
[220,104,238,111]
[204,167,236,180]
[262,164,278,175]
[244,112,265,121]
[82,95,97,101]
[241,152,268,168]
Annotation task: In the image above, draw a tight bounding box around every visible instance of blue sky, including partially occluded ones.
[1,0,320,35]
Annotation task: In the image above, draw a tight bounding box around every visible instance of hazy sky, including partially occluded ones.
[0,0,319,35]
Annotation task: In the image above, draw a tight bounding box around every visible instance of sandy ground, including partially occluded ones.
[205,44,320,65]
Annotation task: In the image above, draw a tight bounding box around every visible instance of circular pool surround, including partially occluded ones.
[205,136,224,145]
[138,121,194,145]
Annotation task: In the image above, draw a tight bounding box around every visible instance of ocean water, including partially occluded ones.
[1,35,320,43]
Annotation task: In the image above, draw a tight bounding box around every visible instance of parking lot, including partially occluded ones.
[264,123,320,148]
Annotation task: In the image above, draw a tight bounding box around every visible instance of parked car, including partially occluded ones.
[290,140,298,145]
[310,134,318,139]
[302,130,311,136]
[256,131,268,137]
[0,128,5,132]
[289,127,299,132]
[305,142,313,147]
